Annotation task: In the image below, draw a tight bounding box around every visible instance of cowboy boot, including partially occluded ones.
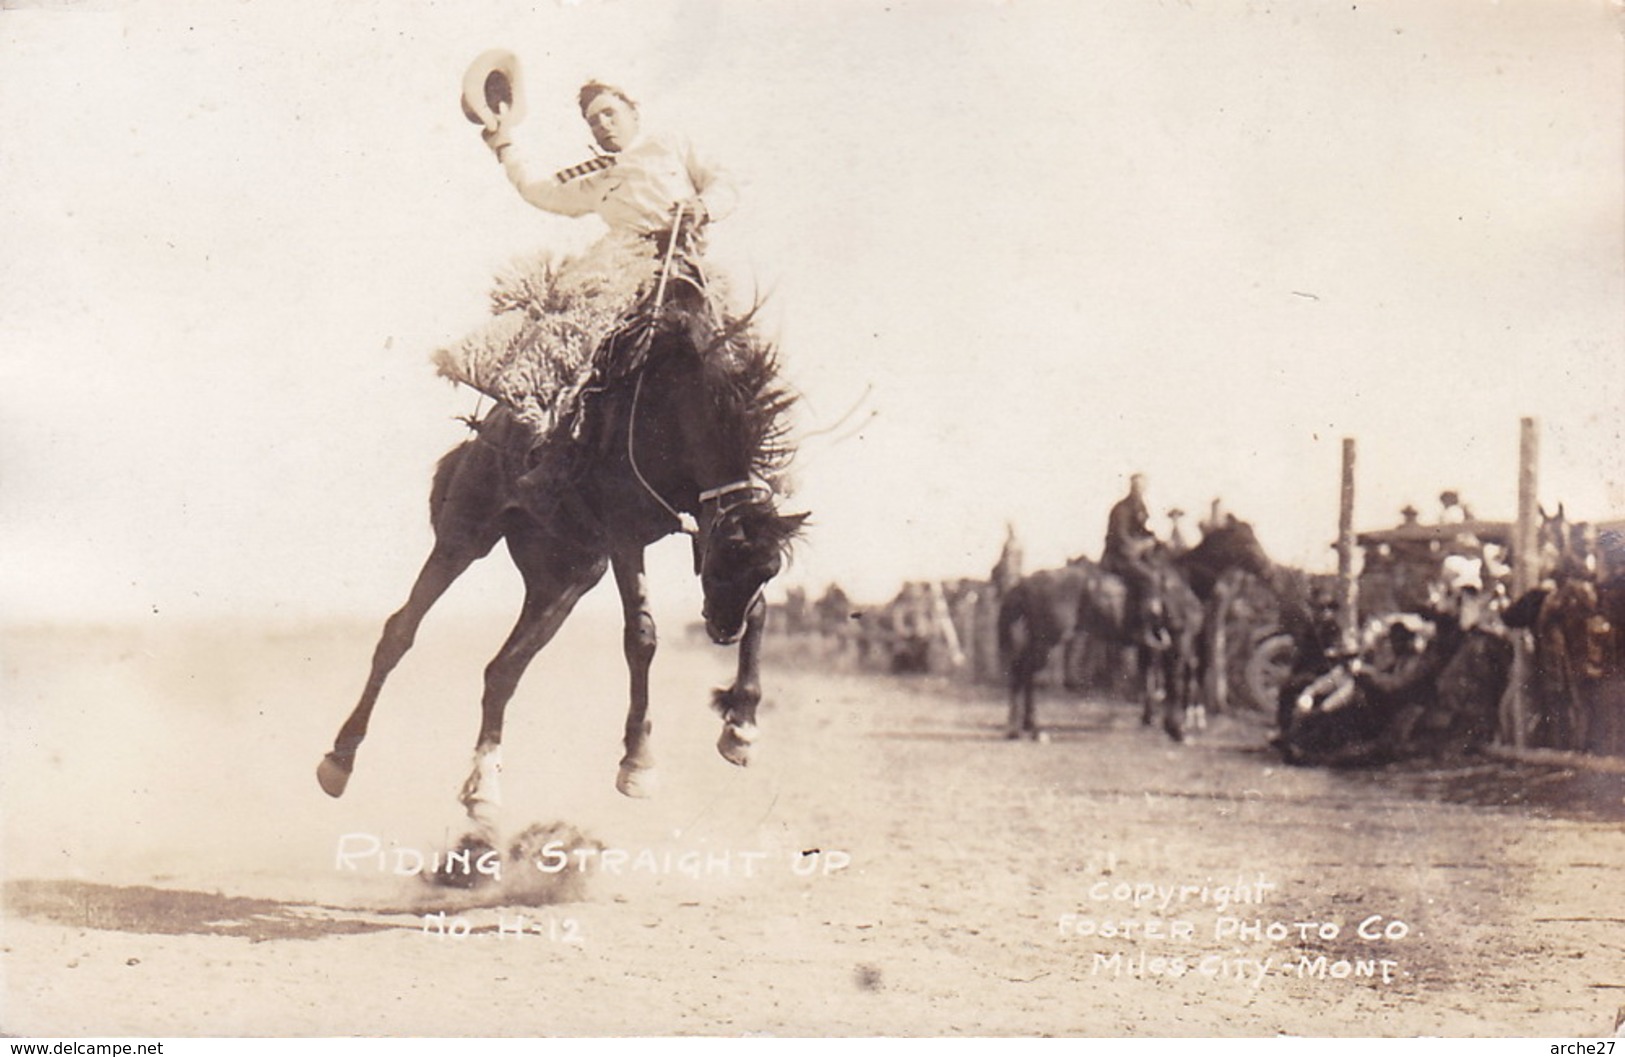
[1138,596,1168,651]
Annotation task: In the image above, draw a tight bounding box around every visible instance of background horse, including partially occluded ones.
[995,560,1091,741]
[997,518,1274,742]
[316,305,806,840]
[1075,547,1205,738]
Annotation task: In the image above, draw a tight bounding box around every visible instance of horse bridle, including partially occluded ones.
[623,380,772,628]
[694,477,773,574]
[617,355,777,641]
[621,203,775,619]
[693,478,776,640]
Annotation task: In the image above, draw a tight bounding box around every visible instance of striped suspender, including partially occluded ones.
[553,155,616,184]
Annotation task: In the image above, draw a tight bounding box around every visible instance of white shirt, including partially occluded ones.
[500,129,737,236]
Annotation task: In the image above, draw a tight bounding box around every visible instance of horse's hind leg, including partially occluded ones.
[611,549,659,797]
[319,539,489,797]
[1024,667,1049,743]
[1005,672,1027,739]
[715,596,767,767]
[460,533,607,838]
[1003,650,1022,738]
[1023,653,1044,740]
[1006,646,1044,740]
[1139,645,1158,727]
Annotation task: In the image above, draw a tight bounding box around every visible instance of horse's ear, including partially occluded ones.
[774,510,811,545]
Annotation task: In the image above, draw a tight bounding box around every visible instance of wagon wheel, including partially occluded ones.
[1242,631,1297,712]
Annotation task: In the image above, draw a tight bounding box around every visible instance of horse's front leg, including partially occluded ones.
[1181,643,1208,736]
[612,548,659,798]
[715,596,767,766]
[1160,647,1188,743]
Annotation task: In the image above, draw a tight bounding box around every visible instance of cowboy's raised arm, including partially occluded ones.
[490,138,601,219]
[460,50,596,217]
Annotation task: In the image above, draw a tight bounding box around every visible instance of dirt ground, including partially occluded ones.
[3,616,1623,1038]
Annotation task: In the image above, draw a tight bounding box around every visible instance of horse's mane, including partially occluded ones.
[695,305,798,492]
[1184,519,1267,567]
[1173,517,1271,599]
[451,292,796,454]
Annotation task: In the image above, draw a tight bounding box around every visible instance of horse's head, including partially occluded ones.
[1538,503,1600,583]
[603,296,803,643]
[1180,517,1273,598]
[695,495,808,645]
[1536,503,1564,581]
[1208,519,1272,577]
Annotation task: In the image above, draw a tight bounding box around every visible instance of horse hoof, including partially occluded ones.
[1163,719,1186,743]
[717,722,756,767]
[616,762,659,799]
[1034,730,1052,744]
[316,753,352,798]
[460,800,502,848]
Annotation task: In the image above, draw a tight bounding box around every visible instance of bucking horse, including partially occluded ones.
[316,292,807,842]
[997,518,1273,742]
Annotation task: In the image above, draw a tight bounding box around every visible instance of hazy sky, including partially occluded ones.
[2,0,1621,626]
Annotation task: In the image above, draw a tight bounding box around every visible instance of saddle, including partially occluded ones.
[521,238,737,496]
[436,219,723,462]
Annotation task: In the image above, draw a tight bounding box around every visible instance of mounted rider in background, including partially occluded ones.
[1101,473,1163,648]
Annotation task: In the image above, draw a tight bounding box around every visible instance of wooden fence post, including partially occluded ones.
[1504,416,1540,747]
[1337,438,1359,652]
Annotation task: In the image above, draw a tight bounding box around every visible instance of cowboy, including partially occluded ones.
[477,69,736,256]
[990,521,1025,596]
[451,57,740,462]
[1101,473,1161,645]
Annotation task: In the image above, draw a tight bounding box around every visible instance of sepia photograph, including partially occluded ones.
[2,0,1623,1041]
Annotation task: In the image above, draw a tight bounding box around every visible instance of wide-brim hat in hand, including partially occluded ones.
[461,49,526,132]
